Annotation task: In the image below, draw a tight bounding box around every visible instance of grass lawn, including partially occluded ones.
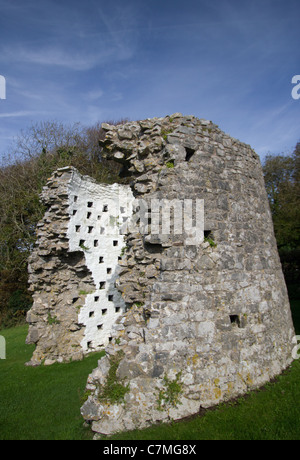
[0,325,104,440]
[0,300,299,440]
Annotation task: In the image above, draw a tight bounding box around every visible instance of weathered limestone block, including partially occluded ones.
[81,114,295,436]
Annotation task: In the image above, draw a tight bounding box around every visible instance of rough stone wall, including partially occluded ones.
[26,166,134,365]
[80,113,295,435]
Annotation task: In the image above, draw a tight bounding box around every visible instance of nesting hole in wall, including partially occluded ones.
[88,226,94,233]
[99,256,104,263]
[144,242,164,254]
[115,307,121,313]
[108,295,114,301]
[75,225,81,232]
[72,210,77,215]
[102,308,107,315]
[87,201,93,208]
[74,196,78,202]
[89,311,94,318]
[230,315,241,328]
[72,297,79,304]
[94,240,99,247]
[185,147,195,161]
[103,205,108,212]
[87,212,92,219]
[99,281,106,289]
[97,324,103,330]
[94,296,99,302]
[107,268,112,274]
[100,227,105,234]
[113,240,118,247]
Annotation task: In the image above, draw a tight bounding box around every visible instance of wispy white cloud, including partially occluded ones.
[0,110,40,118]
[2,45,125,71]
[85,89,104,101]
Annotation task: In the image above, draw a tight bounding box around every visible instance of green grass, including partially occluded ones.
[0,324,104,440]
[0,300,299,440]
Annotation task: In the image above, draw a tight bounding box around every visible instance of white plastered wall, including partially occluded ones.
[67,169,134,352]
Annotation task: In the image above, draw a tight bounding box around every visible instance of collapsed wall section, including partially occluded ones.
[80,113,295,436]
[26,167,134,365]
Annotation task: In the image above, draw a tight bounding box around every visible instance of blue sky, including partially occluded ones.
[0,0,299,162]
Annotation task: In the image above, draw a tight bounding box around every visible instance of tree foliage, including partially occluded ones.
[263,142,300,298]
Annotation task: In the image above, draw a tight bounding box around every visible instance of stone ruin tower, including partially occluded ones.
[26,113,295,435]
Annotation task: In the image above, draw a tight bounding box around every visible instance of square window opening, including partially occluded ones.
[230,315,241,328]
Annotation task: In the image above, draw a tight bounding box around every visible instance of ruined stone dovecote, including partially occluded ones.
[26,113,295,435]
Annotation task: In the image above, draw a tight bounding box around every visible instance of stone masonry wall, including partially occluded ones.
[26,167,134,365]
[80,113,295,435]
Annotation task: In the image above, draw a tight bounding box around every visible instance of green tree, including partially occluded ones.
[263,142,300,299]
